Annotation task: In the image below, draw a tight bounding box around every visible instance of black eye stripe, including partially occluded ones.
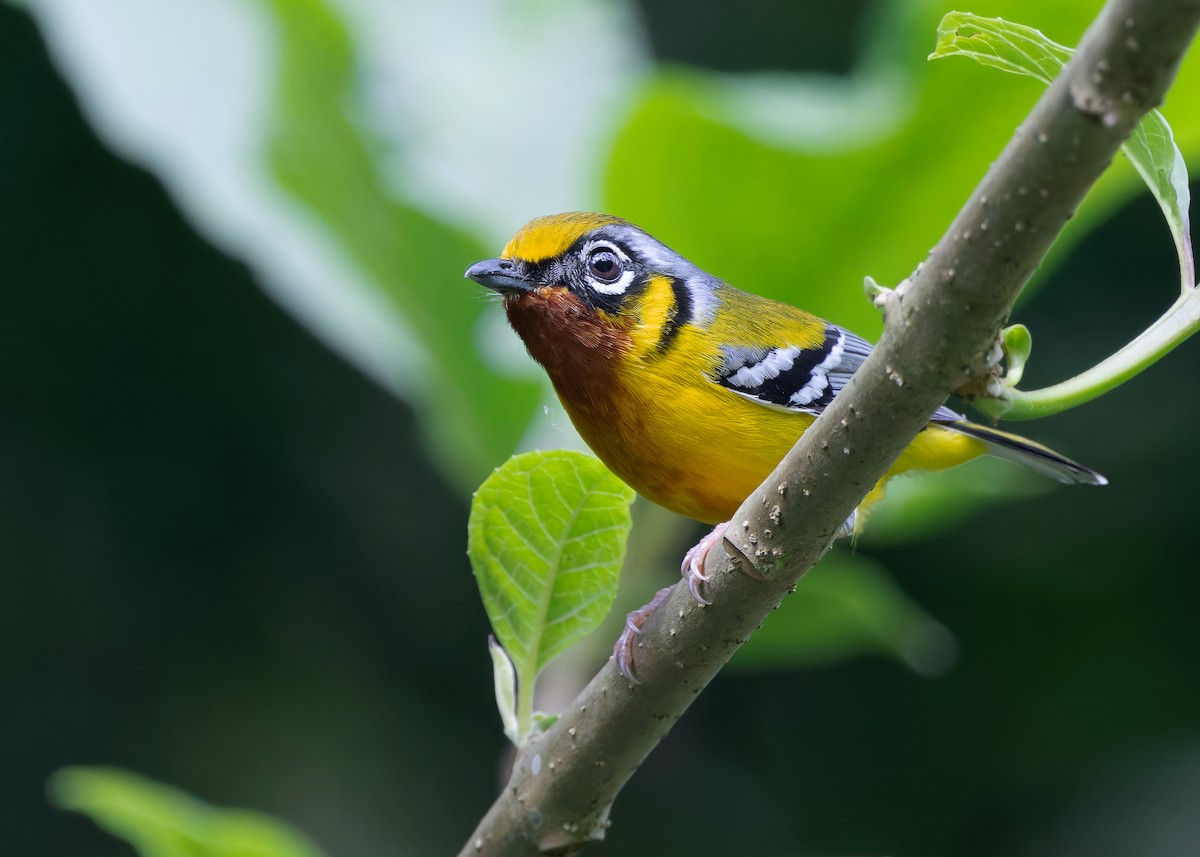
[510,235,651,309]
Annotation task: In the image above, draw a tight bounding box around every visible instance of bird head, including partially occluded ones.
[465,213,722,379]
[465,212,710,315]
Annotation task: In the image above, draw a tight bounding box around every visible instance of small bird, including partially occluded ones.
[467,212,1105,679]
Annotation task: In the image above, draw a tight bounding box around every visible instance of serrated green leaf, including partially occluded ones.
[730,552,957,676]
[49,767,325,857]
[931,11,1195,290]
[468,451,635,735]
[929,13,1070,84]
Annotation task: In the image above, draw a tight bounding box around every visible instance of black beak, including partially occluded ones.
[464,257,534,294]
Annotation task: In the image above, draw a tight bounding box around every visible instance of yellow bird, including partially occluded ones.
[467,213,1104,676]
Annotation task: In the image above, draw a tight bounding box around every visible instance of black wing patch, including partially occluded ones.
[714,325,963,420]
[714,325,867,414]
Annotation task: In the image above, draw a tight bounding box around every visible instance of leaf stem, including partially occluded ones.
[979,288,1200,419]
[516,673,534,744]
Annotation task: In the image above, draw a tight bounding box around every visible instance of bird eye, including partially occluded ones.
[587,249,623,283]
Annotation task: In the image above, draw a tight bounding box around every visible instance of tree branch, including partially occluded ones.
[460,0,1200,853]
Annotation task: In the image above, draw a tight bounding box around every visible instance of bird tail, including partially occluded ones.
[944,420,1108,486]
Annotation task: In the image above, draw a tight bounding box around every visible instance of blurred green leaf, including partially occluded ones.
[262,0,541,488]
[50,767,325,857]
[602,0,1200,339]
[468,451,635,736]
[931,11,1195,290]
[730,551,956,675]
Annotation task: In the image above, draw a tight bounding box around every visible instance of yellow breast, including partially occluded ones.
[581,279,822,523]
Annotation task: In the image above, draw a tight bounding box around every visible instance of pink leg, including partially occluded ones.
[680,521,729,605]
[612,586,672,684]
[611,522,730,683]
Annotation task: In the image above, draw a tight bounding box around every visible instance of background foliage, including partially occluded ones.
[2,0,1199,855]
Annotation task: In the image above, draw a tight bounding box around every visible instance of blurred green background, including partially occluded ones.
[3,0,1199,855]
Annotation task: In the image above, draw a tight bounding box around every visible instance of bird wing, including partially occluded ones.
[712,324,962,421]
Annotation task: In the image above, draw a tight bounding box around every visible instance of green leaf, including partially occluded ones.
[929,13,1070,84]
[730,552,957,676]
[1125,116,1195,290]
[931,11,1195,291]
[1001,323,1033,387]
[261,0,541,489]
[488,635,520,745]
[468,451,635,737]
[49,767,325,857]
[531,712,561,732]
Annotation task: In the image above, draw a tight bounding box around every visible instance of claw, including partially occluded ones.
[612,586,672,684]
[611,521,735,683]
[680,522,729,605]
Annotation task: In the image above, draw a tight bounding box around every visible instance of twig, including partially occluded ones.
[459,0,1200,853]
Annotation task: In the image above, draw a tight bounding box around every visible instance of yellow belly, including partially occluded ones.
[564,370,986,525]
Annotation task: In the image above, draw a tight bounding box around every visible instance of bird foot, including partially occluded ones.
[680,521,729,605]
[612,586,673,684]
